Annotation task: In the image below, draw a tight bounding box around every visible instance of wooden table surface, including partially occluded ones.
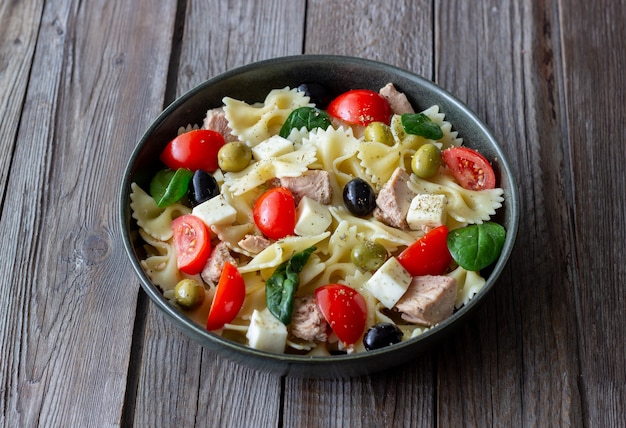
[2,0,624,426]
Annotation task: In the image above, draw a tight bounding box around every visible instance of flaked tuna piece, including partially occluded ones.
[203,107,238,142]
[238,234,271,254]
[289,295,328,342]
[201,242,237,284]
[395,275,457,326]
[276,170,333,205]
[373,167,416,229]
[379,83,415,115]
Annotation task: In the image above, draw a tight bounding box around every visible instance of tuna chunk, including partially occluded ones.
[277,170,333,205]
[238,234,271,254]
[379,83,415,115]
[203,107,238,142]
[289,295,328,342]
[201,242,237,284]
[395,275,457,326]
[373,167,416,229]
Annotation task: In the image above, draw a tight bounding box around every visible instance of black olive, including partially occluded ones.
[343,178,377,217]
[297,83,333,109]
[363,323,404,351]
[188,170,219,206]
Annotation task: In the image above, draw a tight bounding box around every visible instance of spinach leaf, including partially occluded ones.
[265,246,316,325]
[447,222,506,271]
[279,107,331,138]
[150,168,193,208]
[400,113,444,140]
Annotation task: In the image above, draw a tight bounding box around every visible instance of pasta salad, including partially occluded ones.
[130,83,506,355]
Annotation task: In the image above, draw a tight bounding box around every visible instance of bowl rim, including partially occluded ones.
[119,54,519,376]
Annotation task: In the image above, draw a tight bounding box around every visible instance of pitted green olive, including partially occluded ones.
[411,143,441,178]
[218,141,252,172]
[364,122,394,146]
[351,240,388,271]
[174,279,205,308]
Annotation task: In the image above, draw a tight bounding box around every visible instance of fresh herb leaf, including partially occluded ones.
[265,246,316,324]
[150,168,193,208]
[446,222,506,271]
[400,113,444,140]
[279,107,331,138]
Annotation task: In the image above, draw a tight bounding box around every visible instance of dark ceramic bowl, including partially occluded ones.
[119,55,519,378]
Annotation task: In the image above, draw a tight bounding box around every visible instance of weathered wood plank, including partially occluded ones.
[281,1,437,427]
[559,1,626,425]
[436,0,582,425]
[0,0,178,425]
[0,0,43,203]
[130,1,305,426]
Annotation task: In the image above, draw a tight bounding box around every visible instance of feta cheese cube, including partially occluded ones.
[406,194,447,231]
[294,196,332,236]
[364,257,412,309]
[246,308,288,353]
[251,135,294,161]
[191,195,237,226]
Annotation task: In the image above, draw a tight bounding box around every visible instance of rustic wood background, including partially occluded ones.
[1,0,624,426]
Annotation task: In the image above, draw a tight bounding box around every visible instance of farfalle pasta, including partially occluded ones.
[129,84,506,356]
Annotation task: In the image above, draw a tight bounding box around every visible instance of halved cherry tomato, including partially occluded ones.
[253,187,296,240]
[327,89,392,126]
[442,146,496,190]
[171,214,212,275]
[206,262,245,331]
[160,129,226,172]
[315,284,367,346]
[397,225,452,276]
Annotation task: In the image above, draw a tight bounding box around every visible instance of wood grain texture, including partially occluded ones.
[128,1,304,426]
[436,0,585,425]
[559,0,626,424]
[0,0,624,425]
[289,2,438,427]
[0,0,43,202]
[0,0,178,425]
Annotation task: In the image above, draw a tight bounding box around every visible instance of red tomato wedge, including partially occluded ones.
[206,262,246,331]
[327,89,392,126]
[442,146,496,190]
[160,129,226,172]
[253,187,296,240]
[171,214,212,275]
[315,284,367,346]
[397,225,452,276]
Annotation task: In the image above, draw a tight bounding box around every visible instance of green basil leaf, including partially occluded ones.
[266,246,316,325]
[447,222,506,271]
[279,107,331,138]
[150,168,193,208]
[400,113,444,140]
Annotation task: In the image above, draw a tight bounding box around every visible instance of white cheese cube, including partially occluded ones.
[251,135,294,161]
[364,257,412,309]
[191,195,237,226]
[406,194,447,231]
[246,308,288,353]
[294,196,332,236]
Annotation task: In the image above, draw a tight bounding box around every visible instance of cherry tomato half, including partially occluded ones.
[327,89,392,126]
[253,187,296,240]
[160,129,226,172]
[206,262,246,331]
[397,225,452,276]
[315,284,367,346]
[171,214,212,275]
[442,146,496,191]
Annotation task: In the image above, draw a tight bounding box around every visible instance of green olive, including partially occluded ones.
[218,141,252,172]
[411,143,441,178]
[364,122,395,146]
[351,240,388,271]
[174,279,205,308]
